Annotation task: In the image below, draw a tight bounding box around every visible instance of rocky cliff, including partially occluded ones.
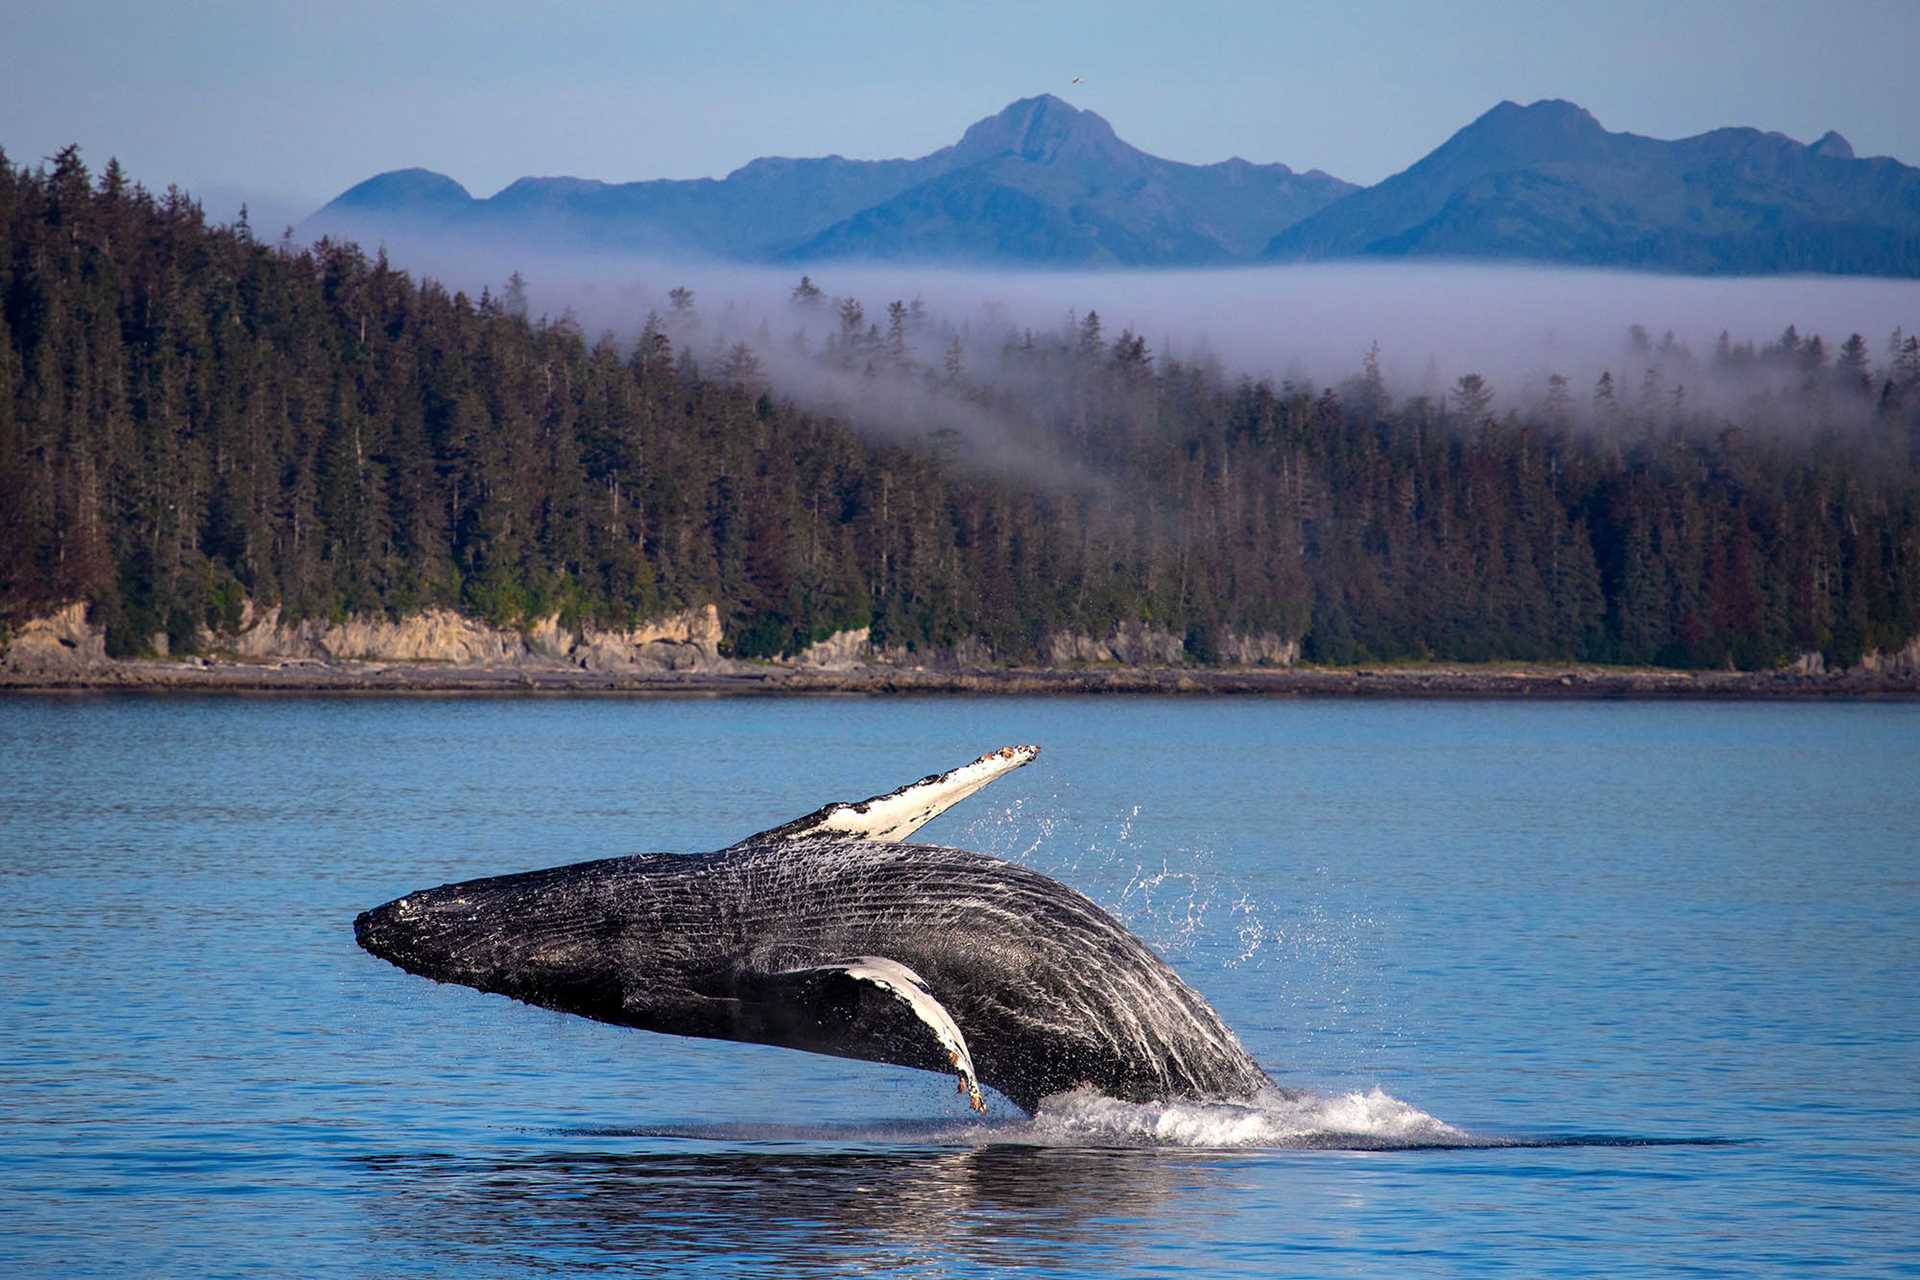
[1,603,109,672]
[1858,637,1920,675]
[9,601,1908,690]
[781,627,873,670]
[1044,623,1297,667]
[227,601,727,671]
[3,601,727,674]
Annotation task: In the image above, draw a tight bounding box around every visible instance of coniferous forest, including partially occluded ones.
[4,147,1920,668]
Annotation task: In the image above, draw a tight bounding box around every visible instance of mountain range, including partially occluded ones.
[310,95,1920,276]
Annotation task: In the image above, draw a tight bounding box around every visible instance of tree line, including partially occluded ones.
[3,147,1918,668]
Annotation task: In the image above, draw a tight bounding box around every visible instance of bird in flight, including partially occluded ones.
[1071,76,1083,85]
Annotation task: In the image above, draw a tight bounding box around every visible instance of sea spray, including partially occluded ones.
[1023,1085,1467,1149]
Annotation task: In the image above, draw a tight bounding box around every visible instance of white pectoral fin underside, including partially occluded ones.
[771,956,985,1113]
[742,745,1039,846]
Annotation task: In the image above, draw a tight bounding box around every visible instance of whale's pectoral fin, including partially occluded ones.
[732,956,985,1113]
[740,745,1039,846]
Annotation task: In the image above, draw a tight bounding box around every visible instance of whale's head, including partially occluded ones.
[354,856,688,1016]
[353,884,493,979]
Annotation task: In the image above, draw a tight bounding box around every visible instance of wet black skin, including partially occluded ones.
[355,840,1270,1114]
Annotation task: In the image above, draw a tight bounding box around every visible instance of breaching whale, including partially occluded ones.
[353,746,1270,1114]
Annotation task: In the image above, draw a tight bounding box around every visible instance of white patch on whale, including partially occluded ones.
[747,745,1040,845]
[791,955,985,1112]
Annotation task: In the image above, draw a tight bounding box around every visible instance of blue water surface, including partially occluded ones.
[1,695,1915,1277]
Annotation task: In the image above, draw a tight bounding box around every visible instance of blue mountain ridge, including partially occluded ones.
[311,96,1920,275]
[1261,99,1920,275]
[309,94,1352,267]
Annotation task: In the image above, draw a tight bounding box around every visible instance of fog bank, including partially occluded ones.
[342,234,1911,381]
[308,223,1918,437]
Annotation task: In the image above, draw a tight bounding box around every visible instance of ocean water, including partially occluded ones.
[1,694,1915,1277]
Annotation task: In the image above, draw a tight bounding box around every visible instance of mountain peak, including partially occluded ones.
[1266,96,1920,275]
[1811,130,1855,159]
[489,175,609,208]
[954,94,1124,164]
[1474,98,1604,137]
[1418,98,1609,173]
[327,168,473,212]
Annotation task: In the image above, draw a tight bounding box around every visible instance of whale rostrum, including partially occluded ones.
[354,745,1270,1114]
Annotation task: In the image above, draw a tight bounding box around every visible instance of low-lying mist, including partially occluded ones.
[318,223,1918,423]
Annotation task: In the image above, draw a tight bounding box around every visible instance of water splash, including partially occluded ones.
[1022,1084,1466,1149]
[955,790,1302,978]
[1115,861,1215,957]
[948,783,1402,1068]
[576,1084,1469,1151]
[1227,893,1267,968]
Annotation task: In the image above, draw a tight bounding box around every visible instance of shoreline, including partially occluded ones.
[4,658,1917,699]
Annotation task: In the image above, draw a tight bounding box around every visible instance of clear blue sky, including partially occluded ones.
[5,0,1916,228]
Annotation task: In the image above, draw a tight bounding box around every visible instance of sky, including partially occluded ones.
[5,0,1917,229]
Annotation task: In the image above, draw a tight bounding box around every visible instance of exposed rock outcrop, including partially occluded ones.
[1215,632,1299,667]
[1858,637,1920,675]
[4,597,1915,695]
[3,597,723,675]
[1047,622,1188,666]
[868,635,997,670]
[1,603,108,672]
[568,604,725,672]
[230,604,526,665]
[949,636,996,669]
[228,603,314,660]
[227,600,725,671]
[784,626,872,669]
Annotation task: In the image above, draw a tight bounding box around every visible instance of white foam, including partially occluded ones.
[1019,1084,1467,1149]
[600,1084,1468,1150]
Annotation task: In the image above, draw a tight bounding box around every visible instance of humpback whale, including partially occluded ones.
[354,746,1269,1114]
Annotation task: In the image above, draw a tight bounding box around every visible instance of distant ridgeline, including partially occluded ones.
[4,146,1920,670]
[1260,100,1920,276]
[309,95,1920,276]
[311,94,1355,269]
